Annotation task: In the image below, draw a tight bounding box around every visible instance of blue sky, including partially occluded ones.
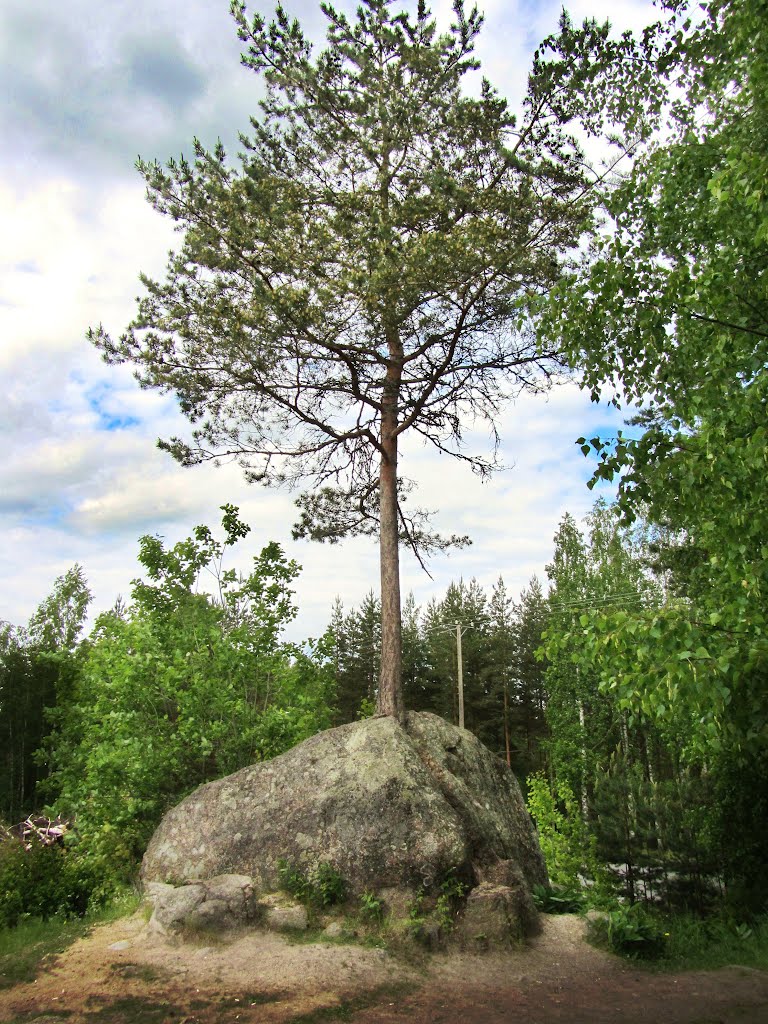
[0,0,658,640]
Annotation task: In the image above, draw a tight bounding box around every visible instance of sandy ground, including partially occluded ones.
[2,913,768,1023]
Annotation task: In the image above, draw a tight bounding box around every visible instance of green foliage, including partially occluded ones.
[531,883,585,914]
[277,860,347,908]
[44,507,333,886]
[314,863,347,908]
[277,859,314,905]
[526,772,602,892]
[0,566,91,821]
[588,903,668,960]
[358,891,384,924]
[0,838,98,928]
[433,871,468,932]
[407,890,426,922]
[541,0,768,756]
[660,912,768,972]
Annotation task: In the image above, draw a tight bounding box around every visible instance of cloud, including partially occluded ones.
[0,0,657,644]
[0,0,257,184]
[125,36,206,107]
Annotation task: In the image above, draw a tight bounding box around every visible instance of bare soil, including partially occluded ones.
[1,913,767,1024]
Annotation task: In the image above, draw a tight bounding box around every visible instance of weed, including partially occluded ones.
[407,889,425,921]
[277,859,314,904]
[277,860,346,908]
[359,891,384,923]
[438,871,468,902]
[532,883,585,914]
[660,912,768,972]
[587,903,667,960]
[434,871,468,932]
[314,863,346,907]
[588,905,768,971]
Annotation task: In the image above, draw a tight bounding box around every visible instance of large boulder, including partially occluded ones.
[141,711,547,934]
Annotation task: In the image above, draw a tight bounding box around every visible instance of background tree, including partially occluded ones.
[92,0,660,720]
[328,591,381,723]
[45,508,333,885]
[508,575,549,773]
[0,567,91,823]
[542,0,768,755]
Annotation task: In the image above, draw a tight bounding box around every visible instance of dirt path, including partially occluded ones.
[1,913,767,1024]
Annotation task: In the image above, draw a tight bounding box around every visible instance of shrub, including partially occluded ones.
[276,860,346,908]
[532,883,585,914]
[588,903,667,960]
[0,838,98,928]
[359,891,384,923]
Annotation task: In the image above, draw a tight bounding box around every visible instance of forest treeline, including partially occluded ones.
[2,498,766,925]
[329,498,768,913]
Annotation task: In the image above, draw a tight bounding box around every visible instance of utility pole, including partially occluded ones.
[456,622,465,730]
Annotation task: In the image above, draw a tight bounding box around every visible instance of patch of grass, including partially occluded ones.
[0,916,89,990]
[0,888,141,991]
[285,982,416,1023]
[586,905,768,972]
[659,912,768,972]
[532,883,586,914]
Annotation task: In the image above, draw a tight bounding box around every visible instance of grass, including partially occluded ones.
[586,904,768,972]
[0,888,141,991]
[661,912,768,972]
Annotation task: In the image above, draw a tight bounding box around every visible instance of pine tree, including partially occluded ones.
[92,0,656,721]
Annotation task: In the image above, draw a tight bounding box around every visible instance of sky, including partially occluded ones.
[0,0,659,642]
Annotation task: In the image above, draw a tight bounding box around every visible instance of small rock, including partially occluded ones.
[204,874,255,918]
[458,881,537,948]
[265,903,308,932]
[185,898,231,931]
[151,882,206,931]
[108,940,131,951]
[323,921,346,938]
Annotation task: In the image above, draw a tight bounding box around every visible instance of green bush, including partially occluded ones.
[359,891,384,923]
[526,772,607,893]
[0,839,98,928]
[276,860,346,908]
[588,903,667,960]
[532,883,585,914]
[314,862,347,907]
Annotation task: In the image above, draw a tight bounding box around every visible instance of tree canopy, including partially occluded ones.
[92,0,660,718]
[541,0,768,754]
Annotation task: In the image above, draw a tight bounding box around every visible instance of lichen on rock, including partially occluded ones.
[141,712,547,945]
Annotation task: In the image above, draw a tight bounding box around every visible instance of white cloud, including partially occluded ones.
[0,0,656,643]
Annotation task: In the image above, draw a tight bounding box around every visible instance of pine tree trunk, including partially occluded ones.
[377,346,404,723]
